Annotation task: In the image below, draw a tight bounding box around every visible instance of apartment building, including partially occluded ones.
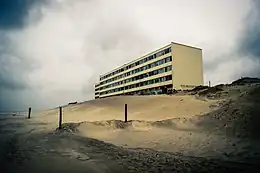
[95,42,203,99]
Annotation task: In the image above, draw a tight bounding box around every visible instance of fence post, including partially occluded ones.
[28,107,31,119]
[59,106,63,129]
[124,104,128,123]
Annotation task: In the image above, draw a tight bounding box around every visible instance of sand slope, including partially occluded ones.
[1,116,258,173]
[35,95,216,125]
[1,84,260,172]
[31,85,260,161]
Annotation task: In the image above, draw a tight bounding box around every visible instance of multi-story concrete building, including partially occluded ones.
[95,42,203,99]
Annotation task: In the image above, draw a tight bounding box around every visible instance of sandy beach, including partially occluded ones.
[1,84,260,172]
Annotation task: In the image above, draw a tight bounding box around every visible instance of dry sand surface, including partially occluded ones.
[35,95,217,124]
[1,84,260,172]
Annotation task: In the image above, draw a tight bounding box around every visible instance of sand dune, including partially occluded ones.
[34,95,217,126]
[2,84,260,172]
[45,85,260,162]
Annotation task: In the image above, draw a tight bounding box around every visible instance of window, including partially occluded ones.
[156,50,165,58]
[166,65,172,71]
[161,77,166,82]
[166,75,172,80]
[159,68,165,73]
[165,56,172,62]
[165,47,171,54]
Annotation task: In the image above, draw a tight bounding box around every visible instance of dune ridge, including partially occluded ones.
[2,82,260,172]
[50,85,260,163]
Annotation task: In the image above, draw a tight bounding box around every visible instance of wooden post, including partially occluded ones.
[28,107,31,119]
[124,104,128,123]
[59,106,62,129]
[209,81,211,87]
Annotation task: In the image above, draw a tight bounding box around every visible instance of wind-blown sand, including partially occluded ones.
[36,95,216,123]
[1,84,260,172]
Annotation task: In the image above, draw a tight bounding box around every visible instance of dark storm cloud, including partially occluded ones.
[0,0,49,112]
[0,70,27,90]
[0,34,34,112]
[0,39,25,111]
[204,0,260,82]
[0,0,45,94]
[239,0,260,75]
[243,24,260,58]
[0,33,28,91]
[0,0,47,29]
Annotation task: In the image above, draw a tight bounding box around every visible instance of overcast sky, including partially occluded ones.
[0,0,259,111]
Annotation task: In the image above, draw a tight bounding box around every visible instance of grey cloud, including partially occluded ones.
[203,0,260,84]
[237,0,260,76]
[0,70,27,91]
[0,32,37,111]
[0,33,31,91]
[0,0,48,30]
[240,0,260,57]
